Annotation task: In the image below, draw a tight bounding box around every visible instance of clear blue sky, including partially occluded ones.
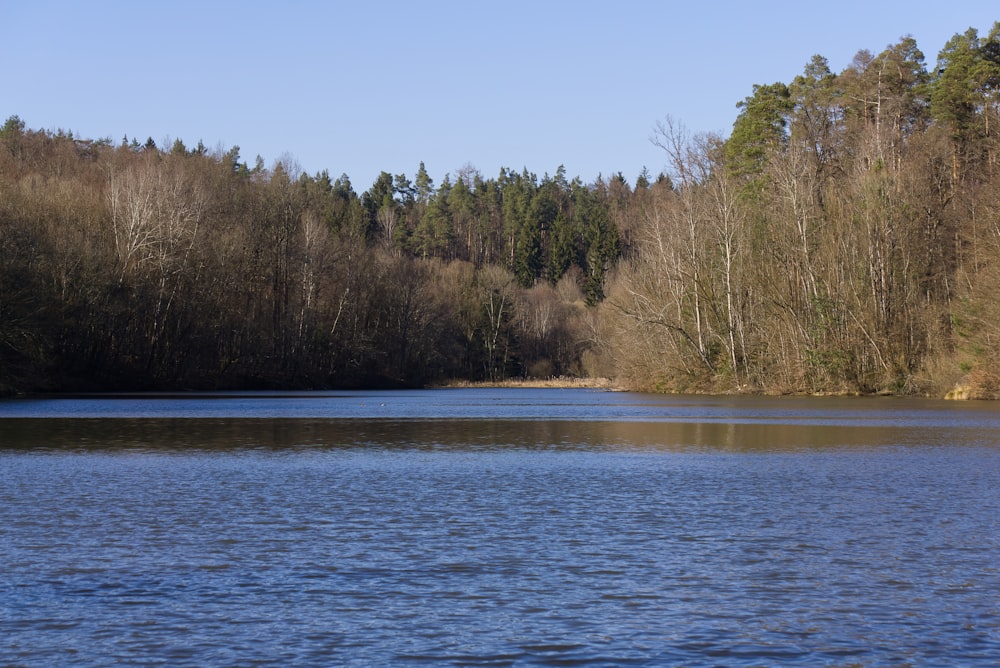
[6,1,997,190]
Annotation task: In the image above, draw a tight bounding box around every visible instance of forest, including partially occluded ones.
[2,23,1000,398]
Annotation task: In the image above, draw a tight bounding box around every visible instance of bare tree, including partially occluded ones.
[106,154,208,369]
[476,264,518,380]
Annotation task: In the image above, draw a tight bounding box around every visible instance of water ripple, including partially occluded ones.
[2,395,1000,665]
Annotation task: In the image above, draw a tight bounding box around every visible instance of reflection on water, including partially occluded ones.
[2,390,999,666]
[4,387,1000,426]
[0,415,991,453]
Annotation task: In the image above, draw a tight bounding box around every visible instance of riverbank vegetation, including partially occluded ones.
[3,23,999,397]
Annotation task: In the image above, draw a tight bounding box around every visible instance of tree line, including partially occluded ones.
[0,118,622,391]
[601,24,1000,398]
[2,22,999,397]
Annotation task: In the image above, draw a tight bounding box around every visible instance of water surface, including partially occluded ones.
[2,389,998,665]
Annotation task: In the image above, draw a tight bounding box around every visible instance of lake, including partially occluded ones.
[2,389,999,666]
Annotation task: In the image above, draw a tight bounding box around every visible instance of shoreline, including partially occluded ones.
[435,377,623,390]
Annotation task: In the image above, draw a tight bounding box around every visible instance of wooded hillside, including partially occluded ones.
[2,23,999,397]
